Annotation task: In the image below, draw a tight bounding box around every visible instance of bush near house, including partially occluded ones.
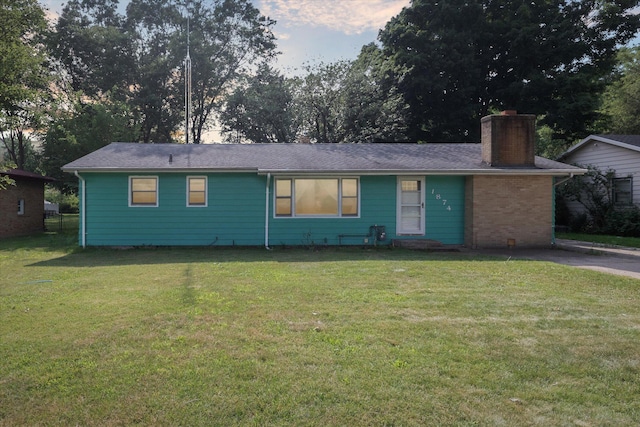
[557,165,640,237]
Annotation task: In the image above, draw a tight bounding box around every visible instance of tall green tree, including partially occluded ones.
[125,0,184,142]
[379,0,640,143]
[50,0,134,98]
[341,44,409,143]
[42,98,138,191]
[186,0,277,144]
[291,61,350,143]
[0,0,50,169]
[49,0,277,144]
[220,64,297,143]
[600,47,640,134]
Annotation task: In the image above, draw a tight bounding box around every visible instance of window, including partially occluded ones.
[187,176,207,207]
[130,177,158,206]
[275,178,292,216]
[613,177,632,205]
[17,199,24,215]
[275,178,359,217]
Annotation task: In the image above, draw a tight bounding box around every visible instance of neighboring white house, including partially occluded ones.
[558,135,640,211]
[44,201,59,217]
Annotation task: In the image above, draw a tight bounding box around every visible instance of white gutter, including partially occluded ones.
[256,168,587,177]
[74,171,86,248]
[264,172,271,250]
[554,173,575,187]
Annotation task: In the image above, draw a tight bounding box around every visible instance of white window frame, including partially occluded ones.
[186,176,208,207]
[274,177,360,218]
[17,199,25,215]
[396,176,425,235]
[129,176,159,207]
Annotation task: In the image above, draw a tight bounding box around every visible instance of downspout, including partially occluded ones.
[552,178,556,246]
[264,172,271,250]
[551,173,574,246]
[554,173,575,188]
[74,171,86,248]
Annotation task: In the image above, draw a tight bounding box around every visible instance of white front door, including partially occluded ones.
[397,177,425,235]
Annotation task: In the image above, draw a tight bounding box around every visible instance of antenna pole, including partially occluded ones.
[184,1,192,144]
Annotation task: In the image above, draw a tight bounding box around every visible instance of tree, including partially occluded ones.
[378,0,640,143]
[186,0,277,144]
[220,64,297,143]
[50,0,278,144]
[0,161,17,190]
[600,47,640,134]
[50,0,134,98]
[341,44,409,143]
[42,98,138,191]
[125,0,185,142]
[51,0,180,143]
[291,61,351,143]
[0,0,50,169]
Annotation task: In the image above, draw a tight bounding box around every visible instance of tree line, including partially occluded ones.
[2,0,640,193]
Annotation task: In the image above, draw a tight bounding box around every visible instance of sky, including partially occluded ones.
[40,0,411,75]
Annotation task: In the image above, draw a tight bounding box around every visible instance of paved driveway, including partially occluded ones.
[469,239,640,280]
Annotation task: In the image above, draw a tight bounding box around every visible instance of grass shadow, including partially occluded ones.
[27,245,502,268]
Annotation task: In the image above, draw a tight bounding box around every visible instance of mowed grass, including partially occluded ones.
[557,232,640,249]
[1,225,639,425]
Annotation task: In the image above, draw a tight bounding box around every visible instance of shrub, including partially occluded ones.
[602,206,640,237]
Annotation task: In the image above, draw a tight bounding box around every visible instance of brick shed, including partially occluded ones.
[0,169,55,239]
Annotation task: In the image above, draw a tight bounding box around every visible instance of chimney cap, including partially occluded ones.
[501,110,518,116]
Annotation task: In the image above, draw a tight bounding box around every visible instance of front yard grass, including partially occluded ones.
[557,232,640,249]
[1,230,639,426]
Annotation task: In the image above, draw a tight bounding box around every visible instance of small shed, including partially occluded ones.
[0,169,55,238]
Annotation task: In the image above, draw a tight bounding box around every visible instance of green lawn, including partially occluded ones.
[1,225,639,426]
[557,232,640,249]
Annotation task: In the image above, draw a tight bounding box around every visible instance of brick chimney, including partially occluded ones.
[481,110,536,167]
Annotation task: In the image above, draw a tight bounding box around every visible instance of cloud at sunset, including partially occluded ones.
[258,0,409,35]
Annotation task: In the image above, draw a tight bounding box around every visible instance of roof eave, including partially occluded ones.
[62,167,586,176]
[560,134,640,159]
[257,168,586,176]
[62,167,259,174]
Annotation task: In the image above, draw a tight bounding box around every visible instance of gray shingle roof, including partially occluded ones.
[62,142,581,175]
[559,135,640,159]
[593,135,640,148]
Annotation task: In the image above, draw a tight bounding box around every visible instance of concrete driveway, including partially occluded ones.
[470,239,640,280]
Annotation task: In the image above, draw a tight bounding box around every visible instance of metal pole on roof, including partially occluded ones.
[184,0,192,144]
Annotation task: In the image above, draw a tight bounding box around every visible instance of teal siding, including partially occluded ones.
[425,176,465,244]
[268,176,396,246]
[83,173,265,246]
[79,173,465,247]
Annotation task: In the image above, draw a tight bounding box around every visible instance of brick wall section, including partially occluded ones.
[481,113,536,167]
[465,175,553,248]
[0,178,45,238]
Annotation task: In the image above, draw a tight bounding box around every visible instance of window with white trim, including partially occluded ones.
[187,176,207,207]
[613,177,632,205]
[275,178,359,217]
[17,199,24,215]
[129,176,158,207]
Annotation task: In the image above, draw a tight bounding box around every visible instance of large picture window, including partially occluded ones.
[130,176,158,207]
[275,178,359,217]
[187,176,207,207]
